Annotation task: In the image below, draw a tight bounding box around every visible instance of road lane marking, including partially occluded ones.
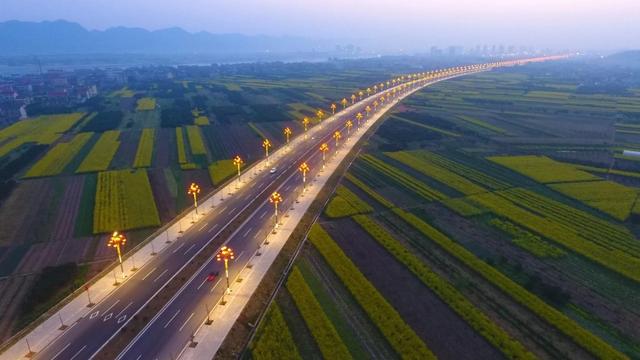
[179,312,195,332]
[51,343,71,360]
[101,299,120,317]
[242,227,253,238]
[236,251,245,262]
[229,206,237,215]
[184,243,196,255]
[116,301,133,318]
[210,278,221,293]
[259,211,267,219]
[164,309,181,329]
[198,223,208,231]
[219,205,228,213]
[172,243,185,254]
[197,277,208,291]
[70,345,87,360]
[141,267,157,281]
[154,269,169,282]
[135,355,142,360]
[207,224,219,233]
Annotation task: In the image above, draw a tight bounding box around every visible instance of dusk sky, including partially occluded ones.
[2,0,639,51]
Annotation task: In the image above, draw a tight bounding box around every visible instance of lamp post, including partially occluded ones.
[216,246,235,304]
[316,109,324,127]
[269,192,283,229]
[188,182,200,215]
[108,231,127,278]
[262,139,271,165]
[233,155,243,186]
[302,117,310,139]
[373,100,378,110]
[350,94,356,104]
[333,130,341,149]
[346,120,353,137]
[366,88,372,96]
[299,162,309,192]
[365,105,371,117]
[330,103,336,114]
[283,127,292,148]
[340,98,348,109]
[356,112,363,127]
[358,90,364,100]
[319,143,329,169]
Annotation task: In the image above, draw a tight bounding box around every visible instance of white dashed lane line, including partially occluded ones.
[153,269,169,283]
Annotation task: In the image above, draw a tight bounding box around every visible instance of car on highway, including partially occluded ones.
[269,167,277,174]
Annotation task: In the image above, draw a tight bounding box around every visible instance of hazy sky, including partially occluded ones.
[2,0,639,51]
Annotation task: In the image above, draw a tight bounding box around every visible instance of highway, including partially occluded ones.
[33,70,423,360]
[16,58,559,359]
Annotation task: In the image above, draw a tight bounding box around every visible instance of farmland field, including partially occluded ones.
[135,97,156,111]
[133,128,155,168]
[248,63,640,360]
[93,169,160,234]
[24,132,93,178]
[76,130,121,173]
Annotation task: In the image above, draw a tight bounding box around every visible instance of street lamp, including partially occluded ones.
[346,120,353,136]
[373,100,379,110]
[366,87,372,96]
[350,94,356,104]
[108,231,126,277]
[333,130,341,148]
[188,182,201,214]
[302,117,310,139]
[358,91,364,100]
[216,245,235,303]
[299,162,309,192]
[330,103,336,114]
[319,143,329,169]
[283,127,292,147]
[356,112,363,126]
[316,109,324,125]
[365,105,371,117]
[269,191,283,229]
[262,139,271,164]
[233,155,243,185]
[340,98,348,109]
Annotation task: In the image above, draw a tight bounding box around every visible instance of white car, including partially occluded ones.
[269,167,277,174]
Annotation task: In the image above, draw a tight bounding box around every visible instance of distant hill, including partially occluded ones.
[606,50,640,65]
[0,20,325,55]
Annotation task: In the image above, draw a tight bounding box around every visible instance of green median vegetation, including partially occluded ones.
[308,223,436,360]
[287,267,352,359]
[352,215,534,359]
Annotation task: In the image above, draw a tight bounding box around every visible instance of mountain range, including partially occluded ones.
[0,20,328,55]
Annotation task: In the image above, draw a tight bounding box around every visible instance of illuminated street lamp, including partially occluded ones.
[302,117,310,138]
[320,143,329,169]
[356,112,363,126]
[350,94,356,104]
[269,191,283,229]
[365,105,371,117]
[283,127,292,147]
[262,139,271,164]
[366,88,372,96]
[340,98,348,109]
[373,100,379,110]
[108,231,126,277]
[330,103,336,114]
[233,155,243,185]
[216,245,235,303]
[373,85,378,93]
[346,120,353,136]
[299,162,310,191]
[316,109,325,127]
[188,182,201,214]
[333,130,342,148]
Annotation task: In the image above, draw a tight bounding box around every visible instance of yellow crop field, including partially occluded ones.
[185,125,207,155]
[208,160,235,185]
[93,169,160,234]
[194,116,210,125]
[76,130,121,173]
[489,155,599,183]
[136,97,156,111]
[133,129,155,168]
[175,127,188,164]
[550,180,639,221]
[24,132,93,178]
[0,113,85,158]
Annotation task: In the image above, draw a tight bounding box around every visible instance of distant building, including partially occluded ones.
[622,150,640,158]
